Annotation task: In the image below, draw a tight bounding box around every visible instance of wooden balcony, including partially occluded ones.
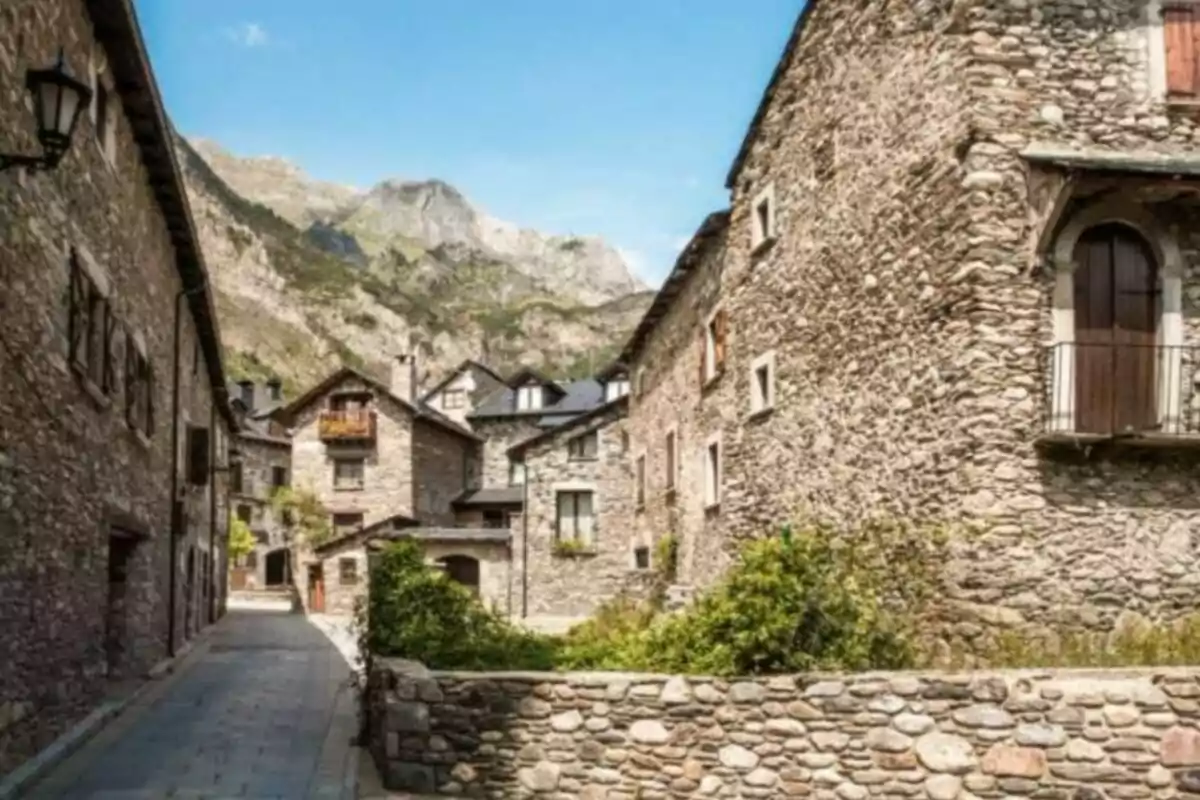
[318,409,376,442]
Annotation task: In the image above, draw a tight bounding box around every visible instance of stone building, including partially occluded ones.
[278,360,483,615]
[0,0,234,773]
[419,359,505,428]
[228,379,292,591]
[624,0,1200,646]
[507,396,641,624]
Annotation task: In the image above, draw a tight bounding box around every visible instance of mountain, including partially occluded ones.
[177,137,654,397]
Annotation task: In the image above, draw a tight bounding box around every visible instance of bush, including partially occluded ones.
[360,540,558,670]
[985,613,1200,669]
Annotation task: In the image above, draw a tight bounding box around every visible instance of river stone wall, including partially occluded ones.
[366,658,1200,798]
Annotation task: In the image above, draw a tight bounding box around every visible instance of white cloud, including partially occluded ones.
[227,23,269,48]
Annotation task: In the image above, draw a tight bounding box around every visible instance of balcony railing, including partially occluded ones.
[318,409,376,442]
[1040,342,1200,443]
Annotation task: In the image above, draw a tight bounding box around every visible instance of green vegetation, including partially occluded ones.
[982,615,1200,669]
[228,516,256,561]
[270,487,333,547]
[551,538,594,558]
[654,533,679,584]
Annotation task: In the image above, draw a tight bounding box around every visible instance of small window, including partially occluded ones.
[704,437,722,509]
[186,425,211,486]
[636,455,646,508]
[236,505,253,524]
[271,465,288,489]
[123,332,154,436]
[443,389,466,410]
[338,558,359,586]
[751,184,776,251]
[568,430,599,460]
[267,381,282,402]
[634,370,647,398]
[620,430,630,453]
[665,430,677,491]
[91,67,116,164]
[701,309,728,385]
[556,490,595,546]
[516,384,543,411]
[634,546,650,570]
[332,513,364,536]
[483,510,507,529]
[67,252,116,394]
[604,379,630,402]
[333,458,365,491]
[230,463,244,494]
[750,352,776,415]
[509,458,526,486]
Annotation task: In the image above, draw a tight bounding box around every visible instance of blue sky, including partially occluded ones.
[134,0,800,286]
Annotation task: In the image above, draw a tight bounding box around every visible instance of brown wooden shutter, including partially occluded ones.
[714,309,729,372]
[1165,2,1200,98]
[67,254,87,367]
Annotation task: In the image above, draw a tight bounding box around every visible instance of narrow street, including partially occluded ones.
[22,600,360,800]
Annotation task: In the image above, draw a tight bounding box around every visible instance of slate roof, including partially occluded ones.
[469,378,606,422]
[419,359,506,404]
[452,487,525,507]
[508,396,629,457]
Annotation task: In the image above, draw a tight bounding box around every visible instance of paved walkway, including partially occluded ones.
[23,603,358,800]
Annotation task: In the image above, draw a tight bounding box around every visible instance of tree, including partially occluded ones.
[270,486,333,547]
[229,516,256,561]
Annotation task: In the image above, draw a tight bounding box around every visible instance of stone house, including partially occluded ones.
[507,396,642,625]
[624,0,1200,646]
[419,359,506,428]
[228,379,292,591]
[0,0,234,773]
[276,360,483,615]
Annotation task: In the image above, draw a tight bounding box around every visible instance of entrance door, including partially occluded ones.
[1073,224,1160,434]
[265,549,289,586]
[308,565,325,613]
[106,533,137,678]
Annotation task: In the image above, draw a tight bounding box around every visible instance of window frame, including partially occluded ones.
[516,384,543,411]
[271,465,289,490]
[554,489,596,546]
[702,306,728,385]
[89,55,117,166]
[331,512,364,536]
[508,458,526,487]
[703,433,722,510]
[567,430,600,461]
[635,453,646,509]
[750,182,777,253]
[338,557,359,586]
[749,350,777,416]
[442,389,466,410]
[332,457,365,491]
[664,428,678,492]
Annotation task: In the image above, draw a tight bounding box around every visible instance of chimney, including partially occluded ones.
[392,353,417,402]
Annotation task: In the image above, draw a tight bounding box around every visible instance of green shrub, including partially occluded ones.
[985,614,1200,669]
[361,540,558,670]
[555,596,658,671]
[654,534,679,583]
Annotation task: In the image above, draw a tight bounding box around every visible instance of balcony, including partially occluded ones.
[1038,342,1200,450]
[318,409,376,442]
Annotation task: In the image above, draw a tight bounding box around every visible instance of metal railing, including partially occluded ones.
[318,409,376,441]
[1040,342,1200,437]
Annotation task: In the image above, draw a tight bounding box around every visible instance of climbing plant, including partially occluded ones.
[270,486,333,547]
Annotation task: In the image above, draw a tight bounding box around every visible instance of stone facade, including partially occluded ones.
[513,401,639,620]
[0,0,231,773]
[229,433,292,590]
[474,418,541,491]
[368,659,1200,798]
[625,0,1200,648]
[623,214,735,596]
[423,361,507,428]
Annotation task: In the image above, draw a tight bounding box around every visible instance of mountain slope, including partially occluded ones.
[176,137,652,396]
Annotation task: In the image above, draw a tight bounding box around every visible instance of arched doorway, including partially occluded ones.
[265,549,290,587]
[1073,223,1160,434]
[438,555,480,594]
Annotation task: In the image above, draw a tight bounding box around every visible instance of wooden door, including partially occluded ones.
[1073,224,1159,434]
[308,565,325,613]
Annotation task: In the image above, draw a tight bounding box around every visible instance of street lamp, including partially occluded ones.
[0,49,93,172]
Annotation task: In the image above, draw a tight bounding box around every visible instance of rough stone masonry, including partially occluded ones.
[367,659,1200,798]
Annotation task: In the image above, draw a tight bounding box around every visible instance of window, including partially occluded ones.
[124,335,154,436]
[556,491,595,546]
[508,458,526,486]
[91,64,116,164]
[635,370,647,398]
[750,351,776,415]
[634,546,651,570]
[701,309,728,385]
[665,430,677,491]
[483,510,507,529]
[516,384,543,411]
[239,382,254,408]
[230,463,244,494]
[186,425,210,486]
[568,430,599,460]
[333,458,364,491]
[704,436,722,509]
[67,252,117,394]
[332,513,364,536]
[1166,6,1200,99]
[236,505,252,524]
[620,431,630,453]
[604,379,630,402]
[636,455,646,508]
[751,183,777,251]
[338,558,359,586]
[443,389,466,410]
[271,466,288,489]
[267,381,282,402]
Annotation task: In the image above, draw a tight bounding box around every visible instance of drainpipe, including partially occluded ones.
[169,283,207,657]
[208,400,217,625]
[521,460,530,618]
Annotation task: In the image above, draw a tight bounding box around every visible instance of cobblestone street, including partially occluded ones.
[22,602,359,800]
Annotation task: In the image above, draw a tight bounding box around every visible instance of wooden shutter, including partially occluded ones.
[1165,2,1200,98]
[187,425,211,486]
[67,254,87,367]
[102,304,119,394]
[714,309,728,372]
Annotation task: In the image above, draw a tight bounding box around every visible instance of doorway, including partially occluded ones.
[1073,223,1160,434]
[308,564,325,613]
[265,549,289,586]
[105,532,137,678]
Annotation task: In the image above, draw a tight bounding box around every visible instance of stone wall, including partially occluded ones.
[230,434,292,588]
[367,660,1200,798]
[473,418,541,490]
[422,540,513,616]
[425,364,507,427]
[0,0,227,772]
[413,421,475,526]
[518,404,637,619]
[626,216,735,595]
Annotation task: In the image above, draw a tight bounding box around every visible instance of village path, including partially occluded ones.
[21,599,360,800]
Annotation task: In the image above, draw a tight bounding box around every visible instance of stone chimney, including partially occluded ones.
[391,353,417,403]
